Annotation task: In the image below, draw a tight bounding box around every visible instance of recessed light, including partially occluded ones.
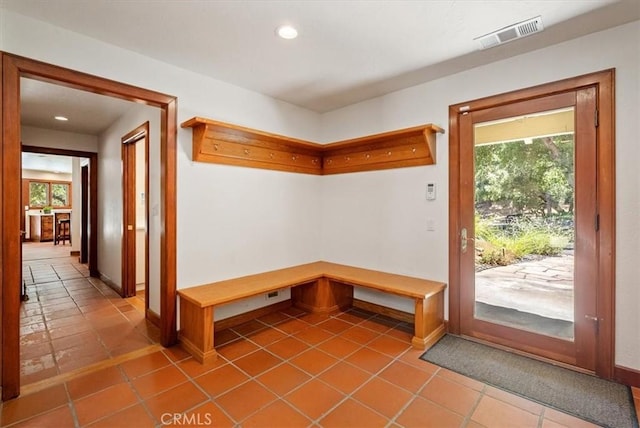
[54,116,68,121]
[276,25,298,40]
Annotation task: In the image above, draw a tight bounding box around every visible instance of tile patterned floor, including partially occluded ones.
[19,242,159,385]
[4,303,635,427]
[6,242,638,427]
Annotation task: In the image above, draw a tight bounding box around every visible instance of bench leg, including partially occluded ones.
[411,292,446,350]
[179,298,217,364]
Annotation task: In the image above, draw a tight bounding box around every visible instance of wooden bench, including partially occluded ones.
[177,261,446,363]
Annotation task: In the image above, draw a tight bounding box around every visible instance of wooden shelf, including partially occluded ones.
[322,124,444,175]
[182,117,324,175]
[181,117,444,175]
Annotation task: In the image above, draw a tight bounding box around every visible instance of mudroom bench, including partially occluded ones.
[177,261,446,363]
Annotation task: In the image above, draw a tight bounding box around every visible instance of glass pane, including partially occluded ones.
[473,107,575,341]
[29,182,49,207]
[51,183,70,207]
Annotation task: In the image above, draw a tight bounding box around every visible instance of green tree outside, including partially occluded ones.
[475,135,574,216]
[474,134,574,266]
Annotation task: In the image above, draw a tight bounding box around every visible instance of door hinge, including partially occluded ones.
[595,214,600,231]
[594,108,599,128]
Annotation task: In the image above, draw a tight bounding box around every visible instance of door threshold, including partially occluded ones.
[456,333,596,377]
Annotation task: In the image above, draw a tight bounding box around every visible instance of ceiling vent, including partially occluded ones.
[475,16,544,50]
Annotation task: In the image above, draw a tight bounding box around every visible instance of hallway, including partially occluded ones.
[20,242,159,385]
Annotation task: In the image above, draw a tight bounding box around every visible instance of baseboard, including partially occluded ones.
[178,333,217,364]
[146,308,161,327]
[214,300,292,332]
[412,323,446,350]
[614,365,640,388]
[69,250,80,256]
[353,298,414,324]
[98,271,123,297]
[293,301,348,314]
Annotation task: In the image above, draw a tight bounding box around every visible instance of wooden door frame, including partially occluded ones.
[1,52,178,400]
[121,123,150,306]
[80,164,89,264]
[448,69,615,379]
[21,145,98,275]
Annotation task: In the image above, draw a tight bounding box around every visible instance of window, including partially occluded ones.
[29,182,49,207]
[51,183,70,207]
[27,180,71,208]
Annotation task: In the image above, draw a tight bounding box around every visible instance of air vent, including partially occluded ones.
[475,16,544,50]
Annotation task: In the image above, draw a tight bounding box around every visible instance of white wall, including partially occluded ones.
[320,21,640,370]
[4,8,638,371]
[22,169,71,181]
[97,104,161,314]
[0,8,323,318]
[21,126,98,152]
[135,137,146,286]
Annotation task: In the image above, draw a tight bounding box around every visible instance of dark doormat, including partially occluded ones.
[420,335,638,428]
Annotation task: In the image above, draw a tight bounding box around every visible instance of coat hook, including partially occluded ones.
[292,155,298,161]
[345,156,350,161]
[244,148,250,155]
[270,153,274,159]
[387,151,392,156]
[213,144,219,151]
[412,147,416,153]
[365,153,371,159]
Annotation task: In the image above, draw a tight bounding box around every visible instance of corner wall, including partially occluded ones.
[319,21,640,370]
[4,8,638,371]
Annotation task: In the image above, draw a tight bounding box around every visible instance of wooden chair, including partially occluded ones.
[54,212,71,245]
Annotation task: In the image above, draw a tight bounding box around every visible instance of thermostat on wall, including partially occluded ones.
[426,183,436,200]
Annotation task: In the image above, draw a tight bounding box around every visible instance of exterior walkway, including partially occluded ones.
[475,253,574,322]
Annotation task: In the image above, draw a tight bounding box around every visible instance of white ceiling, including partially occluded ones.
[4,0,640,134]
[22,152,73,174]
[21,78,135,135]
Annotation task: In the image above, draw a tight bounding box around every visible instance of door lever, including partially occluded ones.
[461,228,475,253]
[461,228,468,253]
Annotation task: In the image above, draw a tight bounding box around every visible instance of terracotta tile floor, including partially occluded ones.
[19,242,160,385]
[5,301,638,427]
[6,242,638,427]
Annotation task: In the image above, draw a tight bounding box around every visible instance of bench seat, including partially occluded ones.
[178,261,446,363]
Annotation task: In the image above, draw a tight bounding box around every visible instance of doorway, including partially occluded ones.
[121,123,150,316]
[1,52,177,400]
[448,70,615,377]
[21,146,98,275]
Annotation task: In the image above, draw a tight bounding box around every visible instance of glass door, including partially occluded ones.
[459,89,598,370]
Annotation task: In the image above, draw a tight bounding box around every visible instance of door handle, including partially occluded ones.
[461,228,475,253]
[461,228,467,253]
[20,230,26,237]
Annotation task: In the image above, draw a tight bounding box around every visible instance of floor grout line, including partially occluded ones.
[19,344,163,397]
